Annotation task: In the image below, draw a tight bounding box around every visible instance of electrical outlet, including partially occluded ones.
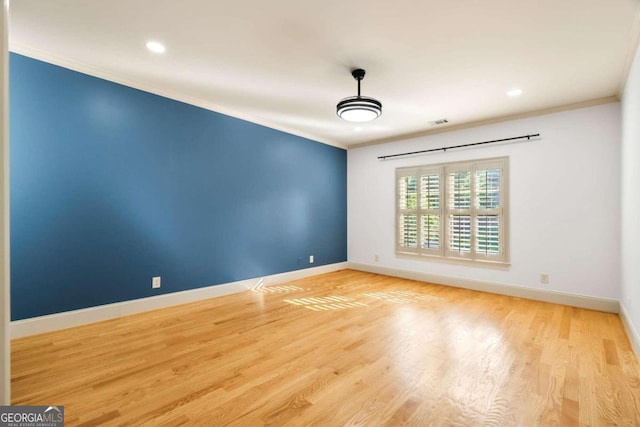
[540,273,549,284]
[309,255,314,264]
[152,276,161,289]
[374,254,379,262]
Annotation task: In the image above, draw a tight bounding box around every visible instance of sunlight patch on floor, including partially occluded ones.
[283,296,368,311]
[252,284,305,294]
[362,290,443,304]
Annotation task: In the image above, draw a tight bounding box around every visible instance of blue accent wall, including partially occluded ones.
[10,53,347,321]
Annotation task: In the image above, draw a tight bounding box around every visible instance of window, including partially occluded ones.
[396,157,508,264]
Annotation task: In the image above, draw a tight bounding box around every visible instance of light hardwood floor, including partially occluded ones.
[11,269,640,426]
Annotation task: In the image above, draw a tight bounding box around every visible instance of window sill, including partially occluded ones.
[395,251,511,269]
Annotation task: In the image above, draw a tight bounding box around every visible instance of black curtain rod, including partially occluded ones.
[377,133,541,160]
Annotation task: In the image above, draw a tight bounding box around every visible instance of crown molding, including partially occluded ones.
[349,96,620,149]
[10,42,624,152]
[618,1,640,97]
[9,42,348,151]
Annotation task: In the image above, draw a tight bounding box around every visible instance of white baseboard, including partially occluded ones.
[347,262,620,313]
[12,261,623,339]
[11,262,348,339]
[620,303,640,358]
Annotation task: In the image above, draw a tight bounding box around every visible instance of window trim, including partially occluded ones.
[396,156,509,266]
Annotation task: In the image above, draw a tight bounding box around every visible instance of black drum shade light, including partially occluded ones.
[336,68,382,122]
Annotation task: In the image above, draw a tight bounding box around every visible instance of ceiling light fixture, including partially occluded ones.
[507,88,523,97]
[337,68,382,122]
[146,41,166,53]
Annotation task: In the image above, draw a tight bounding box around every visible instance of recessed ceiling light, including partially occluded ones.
[507,88,523,97]
[146,41,166,54]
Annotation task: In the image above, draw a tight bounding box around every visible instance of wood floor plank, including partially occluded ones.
[11,269,640,426]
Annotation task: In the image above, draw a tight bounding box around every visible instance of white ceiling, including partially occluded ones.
[9,0,640,148]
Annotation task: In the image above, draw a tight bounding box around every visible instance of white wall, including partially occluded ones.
[0,0,9,405]
[621,42,640,347]
[348,103,621,300]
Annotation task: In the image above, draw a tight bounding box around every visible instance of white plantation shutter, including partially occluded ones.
[473,160,506,261]
[446,165,472,259]
[396,167,443,255]
[419,170,442,254]
[396,157,508,264]
[397,169,420,252]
